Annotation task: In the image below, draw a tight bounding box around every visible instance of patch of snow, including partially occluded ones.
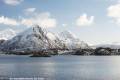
[0,28,16,40]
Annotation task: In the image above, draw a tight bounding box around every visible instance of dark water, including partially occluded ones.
[0,55,120,80]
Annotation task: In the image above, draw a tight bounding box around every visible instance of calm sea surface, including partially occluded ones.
[0,55,120,80]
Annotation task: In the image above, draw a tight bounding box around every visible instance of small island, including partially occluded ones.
[30,51,51,57]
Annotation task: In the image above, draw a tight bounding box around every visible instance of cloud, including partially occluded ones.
[24,8,36,14]
[20,12,57,28]
[108,4,120,18]
[3,0,24,6]
[0,16,19,26]
[0,9,57,28]
[76,13,94,26]
[107,3,120,24]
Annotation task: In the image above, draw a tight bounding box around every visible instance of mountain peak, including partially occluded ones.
[59,30,89,49]
[0,28,16,40]
[59,30,78,41]
[0,25,89,51]
[0,25,63,51]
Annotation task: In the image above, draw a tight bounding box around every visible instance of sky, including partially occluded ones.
[0,0,120,45]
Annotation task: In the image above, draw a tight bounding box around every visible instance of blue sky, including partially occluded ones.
[0,0,120,45]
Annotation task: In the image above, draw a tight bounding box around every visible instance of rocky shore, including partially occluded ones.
[1,47,120,57]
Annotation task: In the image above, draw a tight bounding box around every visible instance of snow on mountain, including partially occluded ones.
[1,25,50,51]
[59,31,89,49]
[46,32,64,49]
[0,29,16,40]
[47,32,57,40]
[0,25,64,51]
[0,25,89,51]
[59,30,78,41]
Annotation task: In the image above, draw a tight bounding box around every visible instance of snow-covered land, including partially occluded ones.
[59,31,89,49]
[0,29,16,40]
[0,25,89,51]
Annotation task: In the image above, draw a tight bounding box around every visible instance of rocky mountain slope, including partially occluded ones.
[0,25,63,51]
[0,25,89,51]
[59,31,89,49]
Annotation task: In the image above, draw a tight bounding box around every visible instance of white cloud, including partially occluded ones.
[107,3,120,24]
[108,4,120,18]
[24,8,36,14]
[21,12,57,28]
[76,13,94,26]
[0,10,57,28]
[0,16,19,26]
[3,0,24,6]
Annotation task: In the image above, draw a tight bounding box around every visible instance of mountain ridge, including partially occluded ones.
[0,25,89,51]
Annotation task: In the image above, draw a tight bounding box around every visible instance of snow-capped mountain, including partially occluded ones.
[0,25,89,51]
[0,29,16,40]
[0,25,64,51]
[59,31,89,49]
[59,30,78,41]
